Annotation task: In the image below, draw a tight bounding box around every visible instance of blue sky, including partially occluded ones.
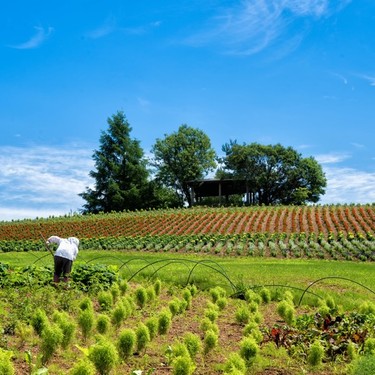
[1,0,375,221]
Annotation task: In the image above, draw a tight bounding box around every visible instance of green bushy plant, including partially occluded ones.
[0,349,14,375]
[244,289,262,305]
[145,316,158,341]
[216,296,228,310]
[172,355,195,375]
[223,352,246,374]
[158,309,172,335]
[136,323,150,353]
[69,359,95,375]
[31,308,48,336]
[183,332,201,359]
[154,279,162,296]
[88,339,118,375]
[204,307,219,323]
[96,314,111,335]
[351,355,375,375]
[111,302,126,327]
[235,305,250,325]
[182,289,192,309]
[97,291,114,311]
[118,280,128,295]
[277,300,295,325]
[52,310,76,349]
[134,286,148,309]
[203,329,218,354]
[40,322,63,363]
[117,328,136,360]
[364,338,375,355]
[239,337,259,365]
[307,340,325,367]
[259,287,271,304]
[78,307,95,340]
[79,297,93,311]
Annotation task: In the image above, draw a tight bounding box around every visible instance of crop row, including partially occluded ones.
[1,204,375,242]
[1,231,375,261]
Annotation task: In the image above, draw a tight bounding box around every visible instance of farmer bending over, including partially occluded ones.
[46,236,79,284]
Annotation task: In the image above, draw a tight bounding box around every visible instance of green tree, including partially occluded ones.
[219,141,326,205]
[151,125,217,206]
[80,111,150,213]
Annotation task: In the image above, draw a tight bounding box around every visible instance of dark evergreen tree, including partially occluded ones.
[80,111,150,213]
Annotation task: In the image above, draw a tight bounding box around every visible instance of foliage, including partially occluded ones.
[79,111,151,213]
[151,124,217,206]
[117,328,136,360]
[0,349,14,375]
[219,141,326,205]
[88,339,118,375]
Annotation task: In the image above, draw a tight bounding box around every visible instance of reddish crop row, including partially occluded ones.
[0,204,374,242]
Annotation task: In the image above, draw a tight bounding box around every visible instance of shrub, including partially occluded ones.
[259,287,271,304]
[364,338,375,355]
[200,318,219,334]
[88,339,118,375]
[182,289,192,309]
[169,298,182,317]
[172,355,196,375]
[235,305,250,325]
[111,302,126,327]
[117,328,136,360]
[158,309,172,335]
[145,316,158,340]
[223,352,246,374]
[136,323,150,353]
[210,286,226,303]
[276,300,295,325]
[0,349,14,375]
[154,279,162,296]
[307,340,325,367]
[351,355,375,375]
[216,297,228,310]
[79,297,93,311]
[69,359,95,375]
[183,332,201,359]
[134,286,148,309]
[52,310,76,349]
[40,322,63,364]
[110,284,120,303]
[203,329,218,354]
[239,337,259,365]
[146,286,156,303]
[31,308,48,336]
[359,301,375,315]
[96,314,111,335]
[244,290,262,305]
[78,307,95,340]
[97,291,113,311]
[204,308,219,323]
[118,280,128,295]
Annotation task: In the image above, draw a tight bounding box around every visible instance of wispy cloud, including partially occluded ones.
[315,152,351,164]
[319,166,375,204]
[0,145,94,221]
[185,0,350,55]
[85,17,116,39]
[10,26,54,49]
[357,74,375,87]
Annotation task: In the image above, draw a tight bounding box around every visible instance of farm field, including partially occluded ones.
[1,204,375,374]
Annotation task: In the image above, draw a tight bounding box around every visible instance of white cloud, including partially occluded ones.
[315,152,351,164]
[10,26,54,49]
[85,17,116,39]
[0,145,94,221]
[185,0,350,55]
[320,166,375,204]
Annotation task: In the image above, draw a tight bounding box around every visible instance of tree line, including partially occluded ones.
[79,111,326,213]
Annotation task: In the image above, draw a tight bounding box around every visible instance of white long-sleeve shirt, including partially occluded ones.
[47,236,79,261]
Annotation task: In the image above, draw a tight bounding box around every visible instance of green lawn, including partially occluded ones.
[2,250,374,310]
